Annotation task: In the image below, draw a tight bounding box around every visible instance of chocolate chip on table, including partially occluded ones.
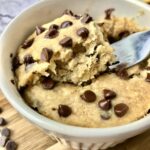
[0,117,7,126]
[45,28,59,39]
[24,55,34,65]
[12,56,20,71]
[35,26,46,35]
[105,8,115,20]
[145,73,150,82]
[80,90,96,103]
[0,136,8,147]
[6,140,17,150]
[60,21,73,28]
[100,112,111,120]
[1,128,11,138]
[63,9,74,16]
[58,105,72,117]
[114,103,129,117]
[22,38,34,49]
[115,64,129,80]
[59,37,73,48]
[103,89,117,99]
[77,27,89,39]
[98,99,112,111]
[41,77,55,89]
[41,48,53,62]
[81,14,93,24]
[49,24,59,30]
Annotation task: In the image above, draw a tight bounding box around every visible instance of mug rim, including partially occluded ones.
[0,0,150,138]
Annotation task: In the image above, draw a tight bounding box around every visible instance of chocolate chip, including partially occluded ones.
[6,140,17,150]
[100,112,111,120]
[115,64,129,80]
[103,89,116,99]
[118,31,130,39]
[63,9,74,16]
[59,37,73,48]
[41,77,55,89]
[72,44,86,55]
[98,99,112,111]
[147,109,150,114]
[107,35,117,44]
[81,14,93,24]
[52,108,57,111]
[77,27,89,39]
[1,128,11,137]
[74,14,81,19]
[12,56,20,70]
[114,103,129,117]
[49,24,59,30]
[146,73,150,82]
[58,105,72,117]
[0,118,6,126]
[60,21,73,28]
[0,136,8,147]
[10,53,13,58]
[10,79,15,85]
[22,38,34,49]
[45,28,58,39]
[0,108,3,114]
[18,86,26,95]
[105,8,115,19]
[24,55,34,65]
[81,80,92,86]
[33,107,38,112]
[80,90,96,103]
[35,26,46,35]
[116,69,129,79]
[112,61,120,65]
[41,48,53,62]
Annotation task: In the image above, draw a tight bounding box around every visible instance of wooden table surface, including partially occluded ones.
[1,0,150,150]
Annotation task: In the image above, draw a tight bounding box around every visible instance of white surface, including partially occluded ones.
[1,0,150,149]
[0,0,37,33]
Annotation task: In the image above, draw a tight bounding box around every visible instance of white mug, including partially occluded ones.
[0,0,150,149]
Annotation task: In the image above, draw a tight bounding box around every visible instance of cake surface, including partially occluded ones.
[13,10,150,128]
